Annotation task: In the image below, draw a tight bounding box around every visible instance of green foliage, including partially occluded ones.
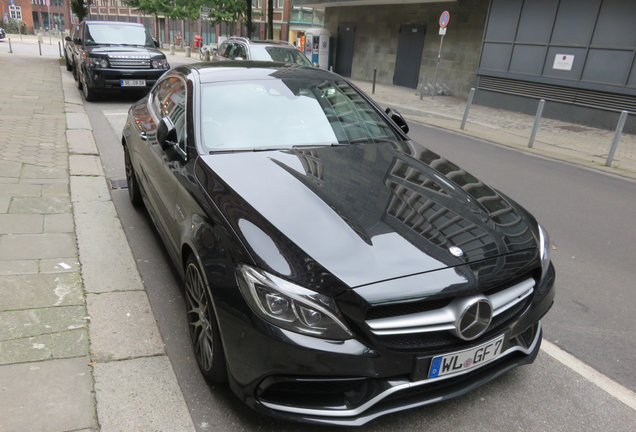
[4,18,27,34]
[70,1,92,22]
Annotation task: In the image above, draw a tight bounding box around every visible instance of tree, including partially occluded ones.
[245,0,253,38]
[70,0,92,22]
[267,0,273,39]
[205,0,246,38]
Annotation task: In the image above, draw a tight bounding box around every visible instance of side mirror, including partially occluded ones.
[152,37,159,48]
[385,107,409,134]
[312,62,320,68]
[65,36,72,42]
[73,37,81,45]
[156,117,177,150]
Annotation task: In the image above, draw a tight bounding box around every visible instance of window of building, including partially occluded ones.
[52,0,64,6]
[252,0,262,9]
[277,0,284,8]
[9,5,22,21]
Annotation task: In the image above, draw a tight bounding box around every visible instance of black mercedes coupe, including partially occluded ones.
[122,62,555,425]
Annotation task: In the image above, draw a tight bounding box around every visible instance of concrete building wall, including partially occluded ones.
[323,0,489,97]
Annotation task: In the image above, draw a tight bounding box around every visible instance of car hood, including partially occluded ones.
[197,141,539,290]
[86,46,165,58]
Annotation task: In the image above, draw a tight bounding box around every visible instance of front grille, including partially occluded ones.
[108,56,151,69]
[365,298,452,321]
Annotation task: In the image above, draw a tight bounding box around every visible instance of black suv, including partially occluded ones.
[72,21,169,101]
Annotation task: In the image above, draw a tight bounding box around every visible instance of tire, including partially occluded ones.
[124,146,143,208]
[82,72,98,102]
[184,255,227,383]
[76,69,83,89]
[65,54,72,71]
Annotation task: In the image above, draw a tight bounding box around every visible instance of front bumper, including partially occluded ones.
[215,263,555,425]
[84,67,167,92]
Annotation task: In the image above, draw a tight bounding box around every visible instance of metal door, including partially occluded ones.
[335,23,356,77]
[393,24,426,89]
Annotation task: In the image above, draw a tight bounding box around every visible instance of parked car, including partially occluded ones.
[122,62,555,425]
[63,24,80,72]
[212,37,313,66]
[0,27,5,40]
[72,20,169,101]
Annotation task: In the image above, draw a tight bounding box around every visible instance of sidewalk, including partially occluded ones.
[0,42,195,431]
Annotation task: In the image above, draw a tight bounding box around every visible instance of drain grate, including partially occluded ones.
[109,178,129,190]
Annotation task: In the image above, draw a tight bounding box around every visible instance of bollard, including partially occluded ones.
[38,40,42,56]
[528,99,545,148]
[372,68,377,95]
[185,46,191,58]
[8,38,12,53]
[58,41,62,57]
[330,66,333,72]
[461,88,476,130]
[204,49,210,61]
[605,110,629,167]
[420,73,426,100]
[170,44,175,55]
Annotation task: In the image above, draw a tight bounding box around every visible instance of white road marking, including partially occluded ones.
[541,340,636,411]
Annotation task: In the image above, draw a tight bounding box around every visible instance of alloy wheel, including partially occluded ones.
[185,262,215,372]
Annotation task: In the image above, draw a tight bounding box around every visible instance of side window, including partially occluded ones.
[159,78,187,148]
[225,43,237,59]
[150,79,173,118]
[218,42,229,58]
[236,44,247,59]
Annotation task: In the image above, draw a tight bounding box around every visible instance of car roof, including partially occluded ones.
[84,20,145,27]
[186,61,342,84]
[225,37,297,48]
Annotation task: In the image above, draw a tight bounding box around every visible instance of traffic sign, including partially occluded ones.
[439,11,450,28]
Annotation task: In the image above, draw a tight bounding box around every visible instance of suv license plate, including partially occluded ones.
[428,335,504,378]
[121,79,146,87]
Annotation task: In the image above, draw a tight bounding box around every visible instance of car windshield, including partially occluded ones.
[200,78,400,152]
[249,46,312,66]
[84,24,152,47]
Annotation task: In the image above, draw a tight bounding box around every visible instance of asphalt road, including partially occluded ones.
[80,70,636,431]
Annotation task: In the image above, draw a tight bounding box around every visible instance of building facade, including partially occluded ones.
[3,0,72,34]
[294,0,636,133]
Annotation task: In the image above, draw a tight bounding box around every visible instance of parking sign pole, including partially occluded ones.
[432,11,450,100]
[432,34,443,100]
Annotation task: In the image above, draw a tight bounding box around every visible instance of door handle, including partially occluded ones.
[139,131,147,141]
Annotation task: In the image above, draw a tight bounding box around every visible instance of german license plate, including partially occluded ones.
[428,335,504,378]
[121,79,146,87]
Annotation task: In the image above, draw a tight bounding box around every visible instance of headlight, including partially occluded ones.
[152,59,169,69]
[87,57,108,68]
[237,264,352,340]
[538,224,551,278]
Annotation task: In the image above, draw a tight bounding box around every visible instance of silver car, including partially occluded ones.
[212,37,313,66]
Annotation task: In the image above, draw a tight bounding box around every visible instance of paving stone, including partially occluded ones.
[0,260,39,275]
[0,334,51,365]
[0,305,87,341]
[51,328,89,358]
[74,201,143,293]
[66,112,92,130]
[18,177,69,184]
[0,198,9,214]
[0,213,43,234]
[9,196,71,214]
[87,291,164,361]
[41,183,70,197]
[44,213,75,233]
[67,129,99,154]
[71,175,111,202]
[0,233,77,260]
[69,155,105,176]
[39,258,81,273]
[0,272,83,311]
[93,356,196,432]
[0,184,41,199]
[0,160,22,178]
[20,164,68,179]
[0,357,95,432]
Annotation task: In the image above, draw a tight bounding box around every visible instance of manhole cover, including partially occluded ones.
[556,125,592,132]
[109,178,128,190]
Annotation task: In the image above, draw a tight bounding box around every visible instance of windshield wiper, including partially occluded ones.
[208,143,348,155]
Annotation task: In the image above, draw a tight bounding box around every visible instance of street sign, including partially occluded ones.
[439,11,450,28]
[439,27,447,35]
[200,6,212,18]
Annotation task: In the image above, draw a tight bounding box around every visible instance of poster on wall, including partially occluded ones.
[553,54,575,71]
